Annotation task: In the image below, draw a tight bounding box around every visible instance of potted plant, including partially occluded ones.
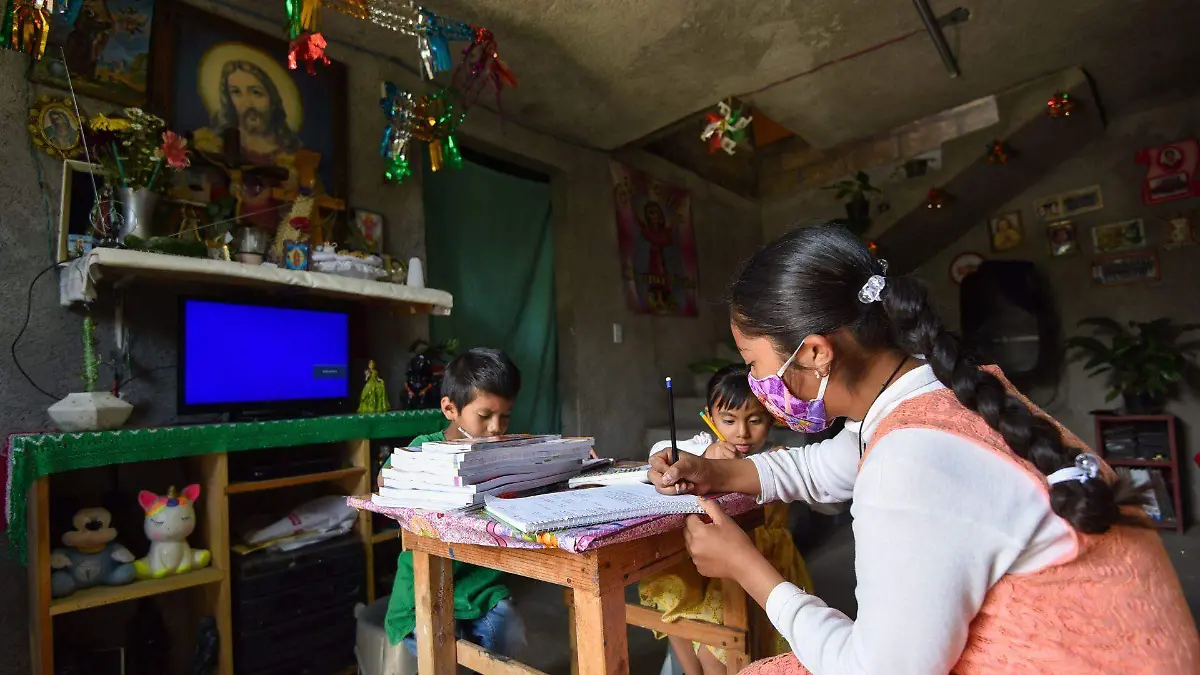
[84,109,190,244]
[824,171,881,238]
[1066,317,1200,414]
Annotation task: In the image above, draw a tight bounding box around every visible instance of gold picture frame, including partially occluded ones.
[28,96,84,161]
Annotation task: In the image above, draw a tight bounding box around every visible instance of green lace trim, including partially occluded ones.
[5,410,444,563]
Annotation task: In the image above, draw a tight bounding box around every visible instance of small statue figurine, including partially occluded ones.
[134,485,212,579]
[405,353,439,409]
[50,507,136,598]
[358,360,390,414]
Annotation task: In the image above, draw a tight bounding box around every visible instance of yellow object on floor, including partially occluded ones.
[637,502,812,664]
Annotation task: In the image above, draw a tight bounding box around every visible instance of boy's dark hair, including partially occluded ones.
[706,363,761,413]
[441,348,522,410]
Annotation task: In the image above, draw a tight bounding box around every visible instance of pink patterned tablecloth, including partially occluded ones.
[347,492,760,554]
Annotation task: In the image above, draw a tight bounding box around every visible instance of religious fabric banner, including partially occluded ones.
[609,162,699,316]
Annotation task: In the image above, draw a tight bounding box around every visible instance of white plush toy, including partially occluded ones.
[133,485,212,579]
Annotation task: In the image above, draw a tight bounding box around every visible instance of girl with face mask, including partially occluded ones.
[649,225,1198,674]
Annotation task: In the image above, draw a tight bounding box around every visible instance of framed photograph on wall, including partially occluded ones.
[1033,194,1063,221]
[1093,250,1159,286]
[1046,220,1079,257]
[1059,185,1104,217]
[1091,219,1146,253]
[149,0,348,232]
[988,211,1023,252]
[30,0,157,106]
[57,160,110,263]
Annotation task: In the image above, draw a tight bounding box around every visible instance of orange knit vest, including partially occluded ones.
[742,368,1199,674]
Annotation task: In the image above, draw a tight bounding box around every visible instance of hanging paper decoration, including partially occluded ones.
[986,140,1012,164]
[924,187,952,209]
[380,81,415,184]
[285,0,331,74]
[701,100,752,155]
[300,2,516,109]
[3,0,54,59]
[1046,92,1074,118]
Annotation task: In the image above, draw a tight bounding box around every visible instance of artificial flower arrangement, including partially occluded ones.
[85,109,191,191]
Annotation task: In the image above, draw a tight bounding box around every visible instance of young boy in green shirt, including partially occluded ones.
[384,348,525,656]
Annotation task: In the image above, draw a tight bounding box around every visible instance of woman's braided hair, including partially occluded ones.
[730,224,1130,533]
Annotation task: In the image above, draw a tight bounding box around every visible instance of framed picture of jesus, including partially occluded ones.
[148,0,347,232]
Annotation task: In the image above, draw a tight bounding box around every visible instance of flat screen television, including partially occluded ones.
[178,298,352,416]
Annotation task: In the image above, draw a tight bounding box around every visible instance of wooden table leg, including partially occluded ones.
[573,586,629,675]
[413,550,457,675]
[563,589,580,675]
[722,579,751,674]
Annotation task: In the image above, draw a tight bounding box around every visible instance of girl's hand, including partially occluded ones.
[703,442,743,460]
[649,450,715,495]
[684,498,758,579]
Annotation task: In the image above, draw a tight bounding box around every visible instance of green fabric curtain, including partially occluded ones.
[423,156,559,435]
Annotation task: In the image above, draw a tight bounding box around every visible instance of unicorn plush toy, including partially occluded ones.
[134,485,212,579]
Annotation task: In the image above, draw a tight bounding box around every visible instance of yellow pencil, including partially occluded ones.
[699,410,727,442]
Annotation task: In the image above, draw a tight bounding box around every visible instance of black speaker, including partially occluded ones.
[959,260,1060,389]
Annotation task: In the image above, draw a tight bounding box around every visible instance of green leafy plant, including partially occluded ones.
[1066,317,1200,408]
[687,357,736,375]
[824,170,882,202]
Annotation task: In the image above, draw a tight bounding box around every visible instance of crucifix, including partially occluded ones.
[269,148,345,262]
[190,128,291,232]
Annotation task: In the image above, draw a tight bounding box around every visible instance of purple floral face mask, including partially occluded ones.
[747,340,831,433]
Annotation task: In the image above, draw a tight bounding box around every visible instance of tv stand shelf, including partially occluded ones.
[10,410,443,675]
[61,248,454,315]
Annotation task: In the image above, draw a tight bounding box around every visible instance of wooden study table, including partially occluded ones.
[402,509,765,675]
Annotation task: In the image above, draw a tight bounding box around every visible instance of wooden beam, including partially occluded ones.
[624,604,746,649]
[457,640,551,675]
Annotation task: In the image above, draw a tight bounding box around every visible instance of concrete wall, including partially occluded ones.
[0,3,758,670]
[917,95,1200,521]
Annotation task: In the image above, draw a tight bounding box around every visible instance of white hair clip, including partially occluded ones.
[1047,453,1102,486]
[858,275,886,304]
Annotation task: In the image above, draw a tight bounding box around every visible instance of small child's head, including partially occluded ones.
[440,348,522,438]
[707,363,771,455]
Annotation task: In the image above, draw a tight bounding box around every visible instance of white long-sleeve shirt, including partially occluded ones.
[746,363,1076,675]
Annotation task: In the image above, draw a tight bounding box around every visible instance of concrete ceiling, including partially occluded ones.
[377,0,1200,152]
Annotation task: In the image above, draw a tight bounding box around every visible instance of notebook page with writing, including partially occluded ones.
[483,483,704,533]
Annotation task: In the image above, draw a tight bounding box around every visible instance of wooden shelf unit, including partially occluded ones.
[22,415,441,675]
[1093,414,1186,533]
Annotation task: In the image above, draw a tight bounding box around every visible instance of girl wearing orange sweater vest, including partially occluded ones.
[650,225,1199,674]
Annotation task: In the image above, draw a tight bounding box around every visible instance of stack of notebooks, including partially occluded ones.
[372,434,596,511]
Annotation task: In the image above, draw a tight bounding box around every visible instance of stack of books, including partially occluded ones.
[372,435,596,511]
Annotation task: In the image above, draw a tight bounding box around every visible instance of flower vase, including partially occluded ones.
[116,187,160,244]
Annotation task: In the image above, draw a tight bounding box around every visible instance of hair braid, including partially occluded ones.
[882,276,1123,533]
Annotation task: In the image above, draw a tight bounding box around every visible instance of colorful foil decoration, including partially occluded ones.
[285,0,331,74]
[6,0,54,59]
[380,81,415,184]
[986,140,1012,164]
[453,27,517,109]
[1046,92,1074,118]
[701,100,752,155]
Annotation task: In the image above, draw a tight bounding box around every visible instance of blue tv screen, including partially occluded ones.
[180,299,350,411]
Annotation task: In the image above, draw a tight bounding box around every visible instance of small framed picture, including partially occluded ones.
[988,211,1024,252]
[949,251,985,285]
[1033,195,1063,221]
[58,160,110,263]
[1093,250,1160,286]
[1060,185,1104,217]
[1046,220,1079,257]
[353,209,385,254]
[284,240,311,270]
[1091,219,1146,253]
[1164,215,1196,249]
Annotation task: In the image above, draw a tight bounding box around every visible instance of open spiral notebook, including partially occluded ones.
[482,483,706,534]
